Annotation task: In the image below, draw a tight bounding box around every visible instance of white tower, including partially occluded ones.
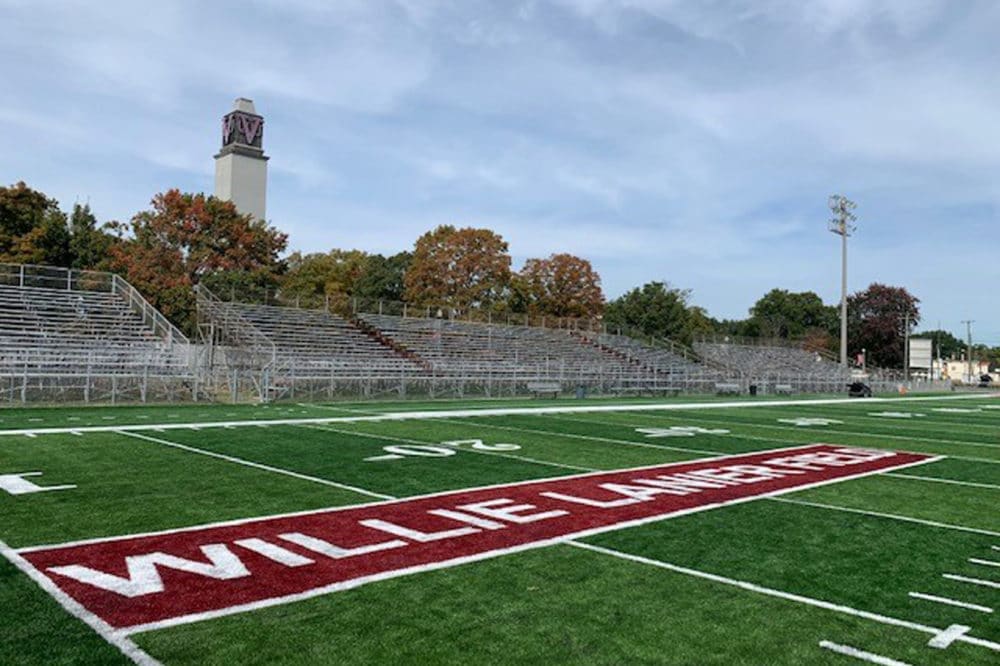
[214,98,268,221]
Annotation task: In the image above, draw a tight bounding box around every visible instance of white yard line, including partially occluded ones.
[768,497,1000,537]
[117,431,393,500]
[908,592,993,614]
[942,574,1000,590]
[969,558,1000,569]
[0,539,162,666]
[882,473,1000,491]
[818,641,912,666]
[0,393,994,437]
[566,540,1000,654]
[301,424,596,472]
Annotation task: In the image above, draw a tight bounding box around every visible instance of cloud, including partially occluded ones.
[1,0,997,342]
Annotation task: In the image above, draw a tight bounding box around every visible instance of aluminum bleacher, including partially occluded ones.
[693,339,850,391]
[0,264,192,402]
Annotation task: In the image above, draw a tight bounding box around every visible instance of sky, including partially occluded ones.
[1,0,998,344]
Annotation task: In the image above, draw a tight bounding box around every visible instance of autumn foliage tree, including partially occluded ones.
[519,253,604,318]
[848,283,920,368]
[0,181,71,266]
[108,190,287,332]
[403,225,511,312]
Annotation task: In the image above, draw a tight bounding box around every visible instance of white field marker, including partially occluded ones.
[567,541,1000,654]
[777,417,843,427]
[928,624,971,649]
[869,412,925,419]
[969,558,1000,569]
[943,573,1000,590]
[818,641,912,665]
[908,592,993,614]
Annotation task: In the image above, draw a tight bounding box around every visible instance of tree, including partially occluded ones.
[354,251,412,304]
[68,203,116,270]
[519,253,604,319]
[748,289,837,340]
[280,249,369,309]
[604,282,692,343]
[847,283,920,368]
[0,181,70,266]
[403,225,511,312]
[108,189,287,332]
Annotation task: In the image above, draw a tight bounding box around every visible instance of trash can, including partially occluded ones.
[575,385,586,399]
[749,384,758,396]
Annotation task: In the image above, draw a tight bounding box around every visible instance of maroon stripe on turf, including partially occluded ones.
[22,444,932,630]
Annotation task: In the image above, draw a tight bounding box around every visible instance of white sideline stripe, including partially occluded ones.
[943,574,1000,590]
[567,541,1000,654]
[0,539,162,666]
[884,473,1000,490]
[818,641,912,666]
[970,558,1000,569]
[1,393,994,437]
[17,446,939,554]
[302,424,595,472]
[908,592,993,613]
[104,455,941,634]
[117,431,393,500]
[769,497,1000,537]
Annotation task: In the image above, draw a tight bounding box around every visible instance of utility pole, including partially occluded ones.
[828,195,857,367]
[962,320,974,384]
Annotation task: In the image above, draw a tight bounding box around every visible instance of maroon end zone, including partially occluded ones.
[21,444,933,631]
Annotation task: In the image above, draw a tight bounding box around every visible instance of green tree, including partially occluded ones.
[748,289,837,339]
[108,189,287,333]
[280,249,369,310]
[604,282,692,343]
[68,203,116,270]
[354,252,412,304]
[847,283,920,368]
[0,181,70,266]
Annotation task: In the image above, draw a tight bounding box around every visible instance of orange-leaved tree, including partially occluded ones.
[519,253,604,319]
[108,190,287,333]
[403,225,511,313]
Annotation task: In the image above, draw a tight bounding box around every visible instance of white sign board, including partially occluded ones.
[909,338,933,368]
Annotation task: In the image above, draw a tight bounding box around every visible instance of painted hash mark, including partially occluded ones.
[21,444,933,632]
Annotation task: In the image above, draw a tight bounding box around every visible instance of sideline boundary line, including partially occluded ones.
[567,540,1000,654]
[0,540,161,666]
[0,393,994,437]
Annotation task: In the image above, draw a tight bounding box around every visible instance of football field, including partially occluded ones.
[1,393,998,665]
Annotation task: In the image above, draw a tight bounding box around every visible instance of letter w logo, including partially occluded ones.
[47,544,250,598]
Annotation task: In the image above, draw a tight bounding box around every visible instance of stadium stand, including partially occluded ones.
[0,264,192,402]
[693,338,850,392]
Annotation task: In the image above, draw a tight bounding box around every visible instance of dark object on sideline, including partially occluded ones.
[847,382,872,398]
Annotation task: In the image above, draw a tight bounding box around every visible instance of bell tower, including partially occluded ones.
[214,97,268,221]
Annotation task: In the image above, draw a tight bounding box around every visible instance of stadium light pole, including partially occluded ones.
[828,195,857,368]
